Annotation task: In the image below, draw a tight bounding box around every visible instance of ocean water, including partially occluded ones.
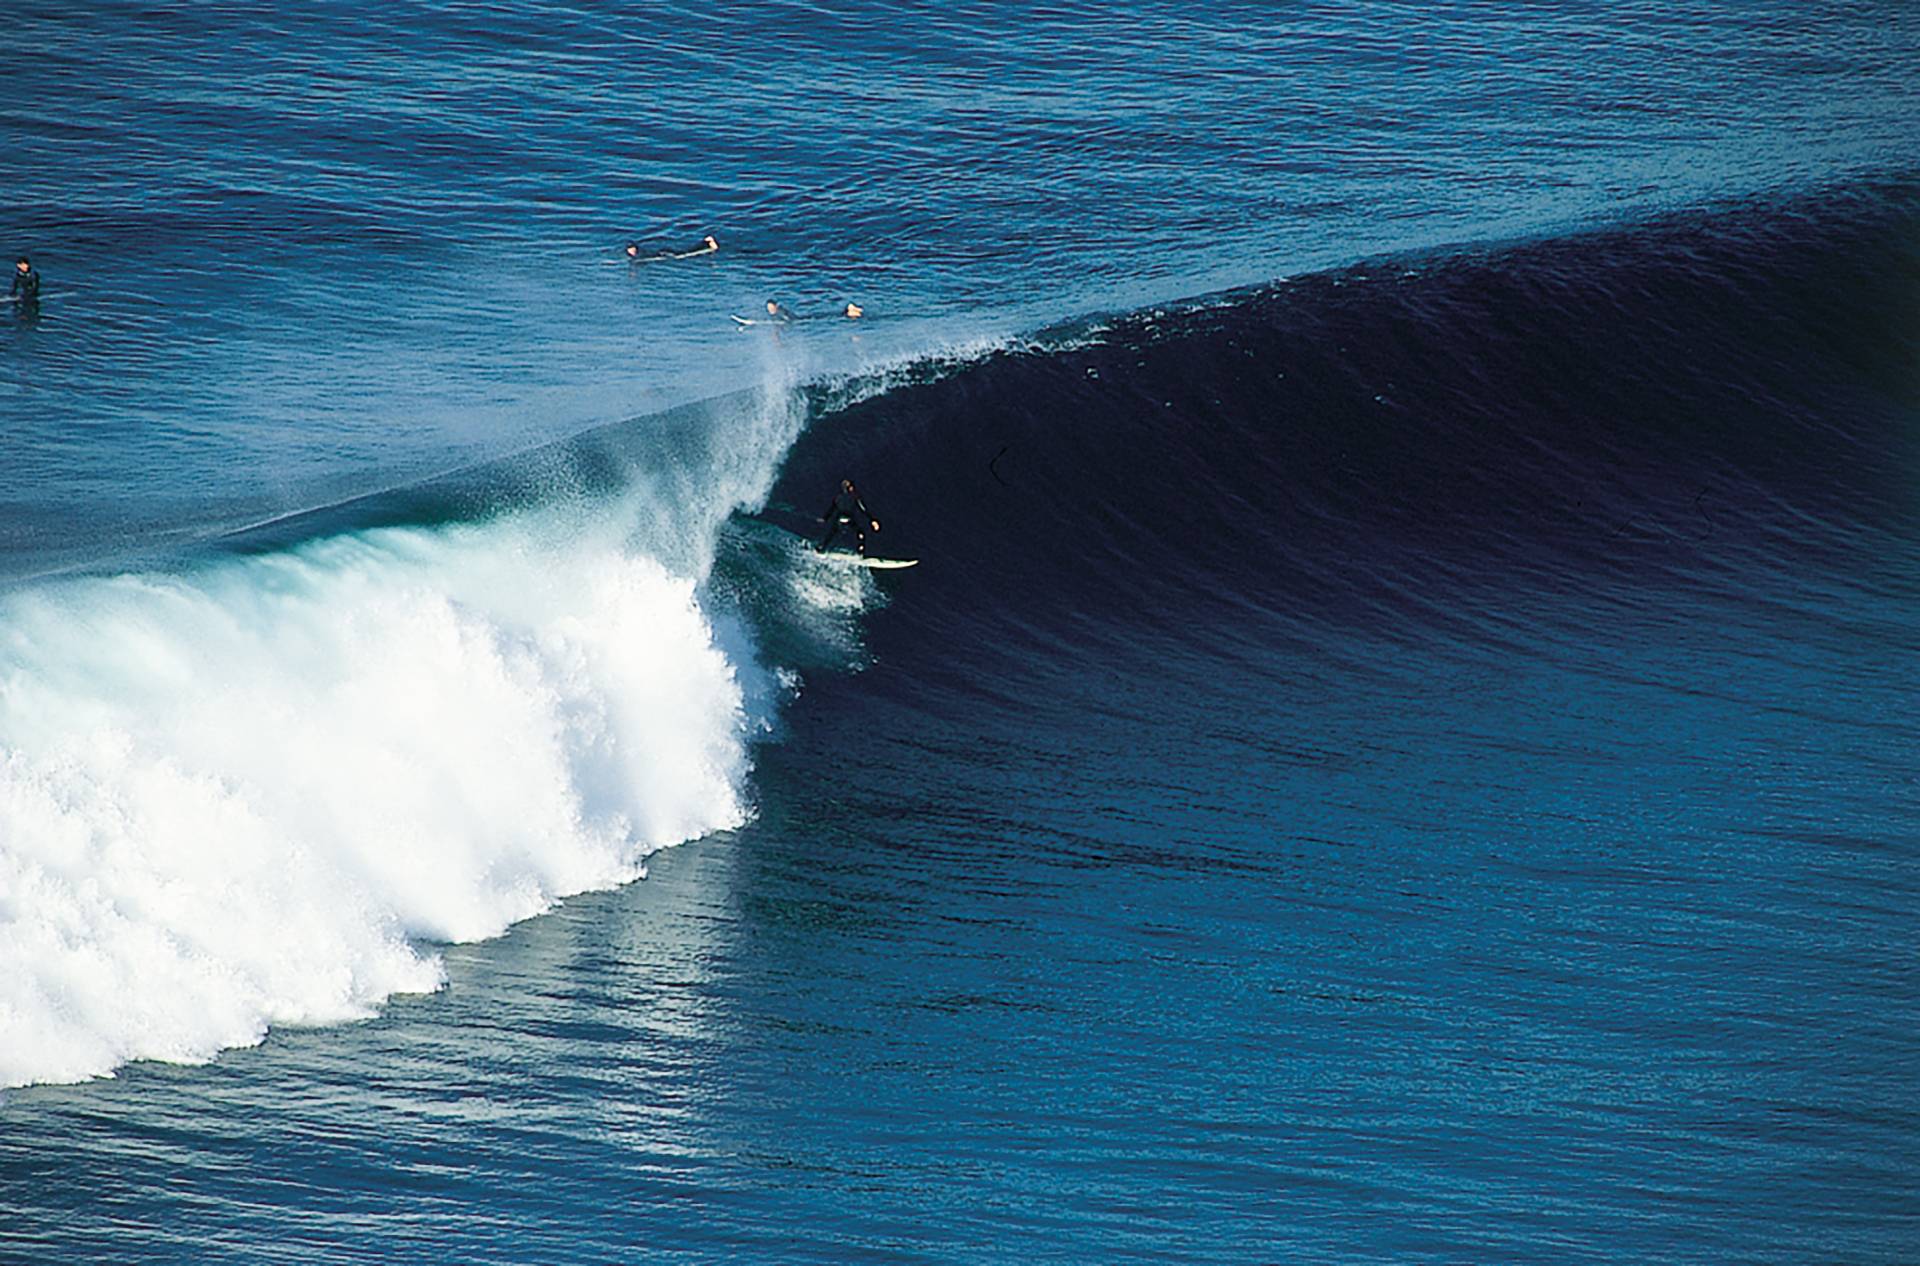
[2,2,1918,1262]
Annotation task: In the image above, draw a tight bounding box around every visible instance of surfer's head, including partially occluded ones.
[624,242,640,259]
[842,478,856,493]
[14,258,27,273]
[843,302,863,319]
[766,299,781,315]
[703,235,718,250]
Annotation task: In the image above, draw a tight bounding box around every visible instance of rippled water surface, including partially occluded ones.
[2,3,1917,1263]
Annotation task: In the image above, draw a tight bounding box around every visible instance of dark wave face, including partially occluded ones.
[759,181,1919,658]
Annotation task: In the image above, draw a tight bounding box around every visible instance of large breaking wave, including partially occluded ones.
[3,180,1915,1089]
[0,385,826,1088]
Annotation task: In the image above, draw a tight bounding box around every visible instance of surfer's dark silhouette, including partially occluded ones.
[818,478,881,555]
[10,257,40,306]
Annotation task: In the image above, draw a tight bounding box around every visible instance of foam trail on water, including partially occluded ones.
[0,385,816,1090]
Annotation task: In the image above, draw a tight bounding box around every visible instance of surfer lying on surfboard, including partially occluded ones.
[732,299,864,326]
[818,478,881,556]
[624,234,718,262]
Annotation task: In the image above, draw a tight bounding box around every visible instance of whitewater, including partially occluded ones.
[0,383,825,1088]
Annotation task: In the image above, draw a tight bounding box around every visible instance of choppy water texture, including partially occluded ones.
[2,2,1919,1263]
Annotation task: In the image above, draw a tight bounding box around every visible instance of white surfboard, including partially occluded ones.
[817,550,918,570]
[628,247,716,264]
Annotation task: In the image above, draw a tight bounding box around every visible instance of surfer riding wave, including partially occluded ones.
[818,478,881,556]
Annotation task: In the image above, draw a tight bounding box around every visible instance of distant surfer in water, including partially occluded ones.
[10,257,40,305]
[735,300,856,327]
[625,234,718,262]
[818,478,881,555]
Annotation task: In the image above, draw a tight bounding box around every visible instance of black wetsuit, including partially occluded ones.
[819,489,875,554]
[9,268,39,304]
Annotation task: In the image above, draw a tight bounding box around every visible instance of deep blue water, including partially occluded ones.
[3,3,1919,1263]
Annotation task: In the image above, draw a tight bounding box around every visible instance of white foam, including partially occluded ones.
[0,371,827,1090]
[0,510,767,1087]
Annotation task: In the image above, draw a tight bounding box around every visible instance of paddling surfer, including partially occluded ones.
[625,234,718,262]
